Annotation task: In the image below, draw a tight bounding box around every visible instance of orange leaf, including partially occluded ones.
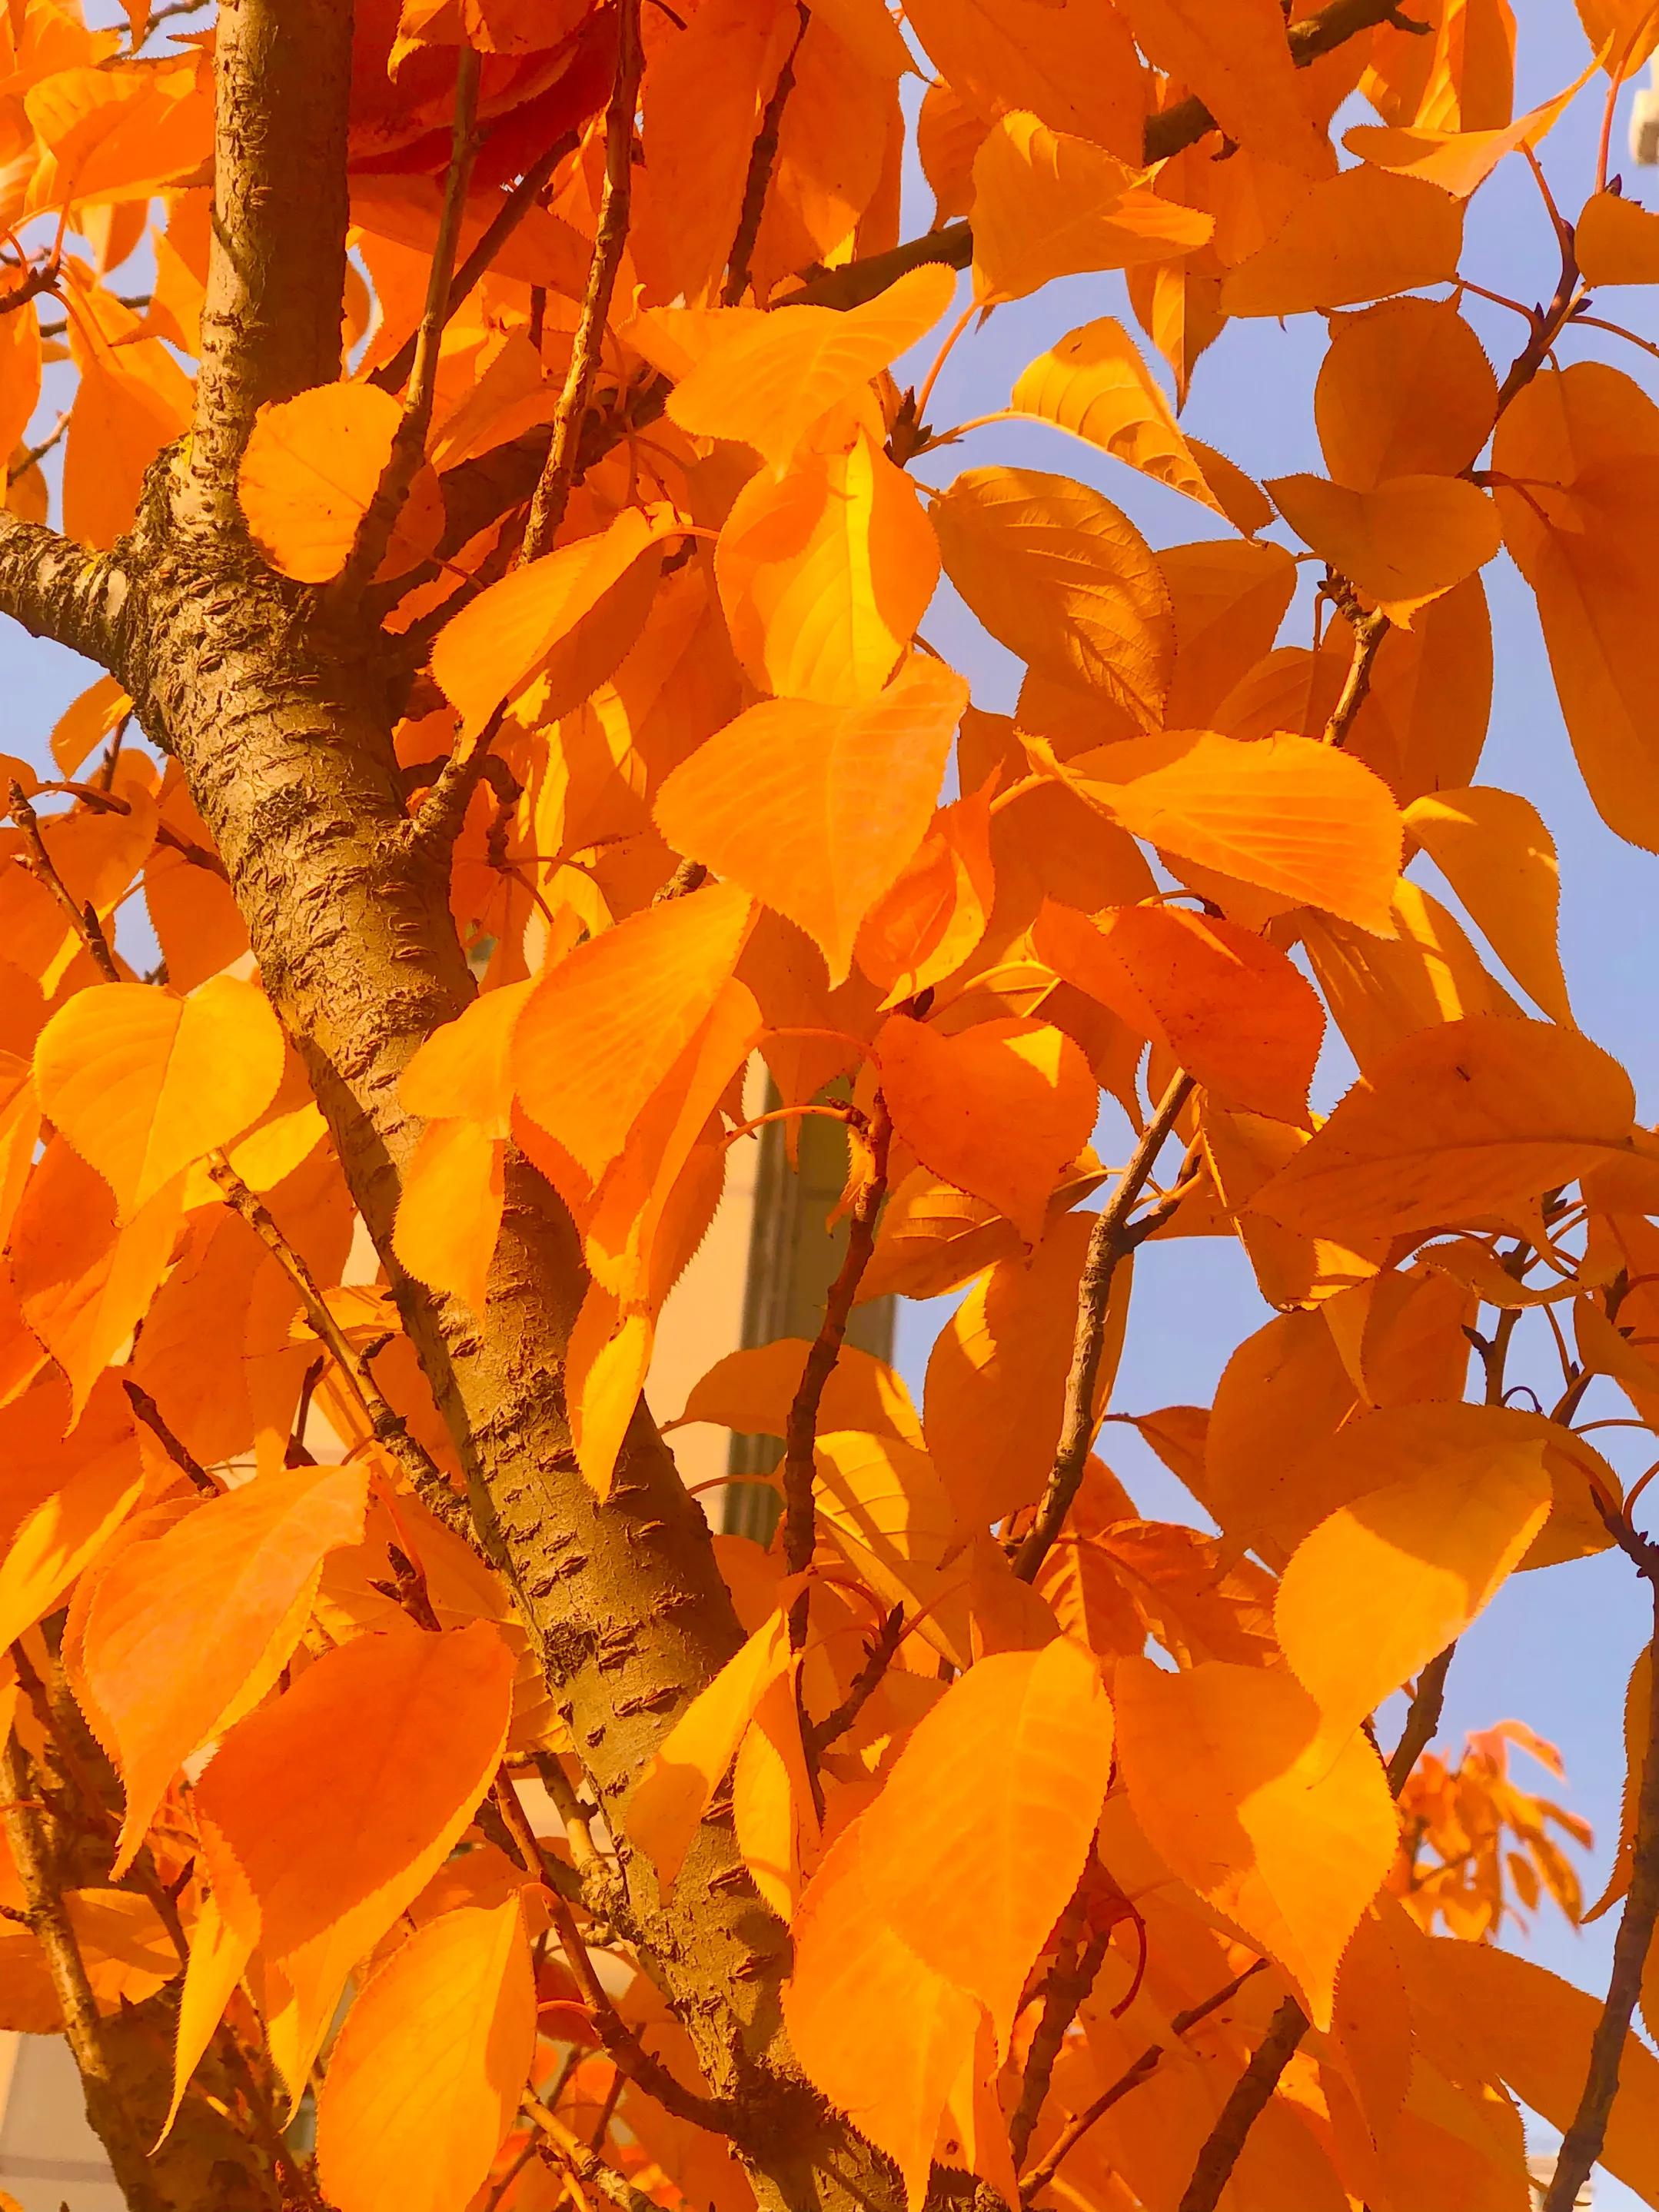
[1033,900,1324,1123]
[855,782,997,1007]
[1274,1434,1551,1745]
[33,976,287,1219]
[902,0,1148,162]
[627,1609,791,1889]
[431,505,672,737]
[83,1460,368,1877]
[1315,298,1498,490]
[1115,1656,1398,2028]
[191,1622,514,2093]
[1576,186,1659,282]
[925,1210,1129,1529]
[1344,56,1591,198]
[392,1118,505,1318]
[316,1896,537,2212]
[1042,729,1403,934]
[238,383,440,585]
[669,1336,923,1444]
[875,1013,1097,1245]
[1251,1015,1640,1239]
[1110,0,1332,175]
[714,429,941,708]
[656,660,966,986]
[665,262,958,464]
[510,880,753,1181]
[1221,170,1465,317]
[0,1379,144,1658]
[933,465,1172,727]
[969,111,1213,305]
[1268,473,1501,625]
[1404,784,1571,1023]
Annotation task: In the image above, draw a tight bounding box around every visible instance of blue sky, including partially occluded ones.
[2,4,1655,2198]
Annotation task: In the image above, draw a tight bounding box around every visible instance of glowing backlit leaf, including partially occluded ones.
[238,383,440,584]
[657,660,966,986]
[316,1897,536,2212]
[1221,171,1465,317]
[970,111,1212,304]
[84,1460,368,1876]
[34,976,286,1219]
[1115,1657,1398,2028]
[1110,0,1331,174]
[1275,1439,1552,1744]
[1009,318,1233,517]
[1404,785,1571,1023]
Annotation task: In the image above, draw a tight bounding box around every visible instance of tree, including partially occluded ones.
[2,0,1659,2207]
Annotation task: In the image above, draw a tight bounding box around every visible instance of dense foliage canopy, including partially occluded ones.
[1,2,1658,2210]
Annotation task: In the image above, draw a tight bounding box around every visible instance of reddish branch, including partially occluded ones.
[722,2,811,306]
[1012,1073,1195,1583]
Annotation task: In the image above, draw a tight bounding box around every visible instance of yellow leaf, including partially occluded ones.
[1111,0,1332,175]
[238,384,438,585]
[1115,1656,1398,2029]
[1574,0,1659,78]
[655,659,964,986]
[1275,1439,1551,1745]
[0,1383,144,1658]
[1301,877,1518,1071]
[714,429,940,708]
[627,1609,791,1889]
[398,981,534,1139]
[1042,729,1403,934]
[1315,298,1498,490]
[1268,473,1501,625]
[393,1118,505,1318]
[431,505,672,737]
[1221,170,1465,317]
[1009,317,1233,518]
[51,674,131,778]
[733,1668,821,1919]
[933,466,1172,727]
[1251,1015,1638,1239]
[969,111,1213,305]
[665,263,959,464]
[316,1897,536,2212]
[1404,785,1571,1024]
[1344,58,1593,198]
[34,976,287,1219]
[856,783,997,1007]
[1492,363,1659,849]
[875,1014,1096,1246]
[510,880,753,1182]
[1161,541,1299,726]
[1577,187,1659,281]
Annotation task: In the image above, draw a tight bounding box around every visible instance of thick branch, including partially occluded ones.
[1542,1576,1659,2211]
[0,511,130,669]
[1012,1073,1195,1583]
[0,1728,168,2210]
[187,0,353,508]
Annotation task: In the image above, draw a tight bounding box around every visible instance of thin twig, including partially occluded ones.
[1017,1961,1267,2202]
[123,1379,221,1495]
[1541,1569,1659,2210]
[524,2094,658,2212]
[803,1602,904,1765]
[722,3,810,305]
[781,1105,892,1602]
[1175,1997,1310,2212]
[1386,1643,1455,1794]
[8,781,121,982]
[370,131,583,396]
[339,44,481,597]
[1013,1073,1195,1583]
[407,700,508,853]
[1009,1897,1110,2169]
[520,0,644,566]
[1322,588,1391,749]
[208,1158,479,1547]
